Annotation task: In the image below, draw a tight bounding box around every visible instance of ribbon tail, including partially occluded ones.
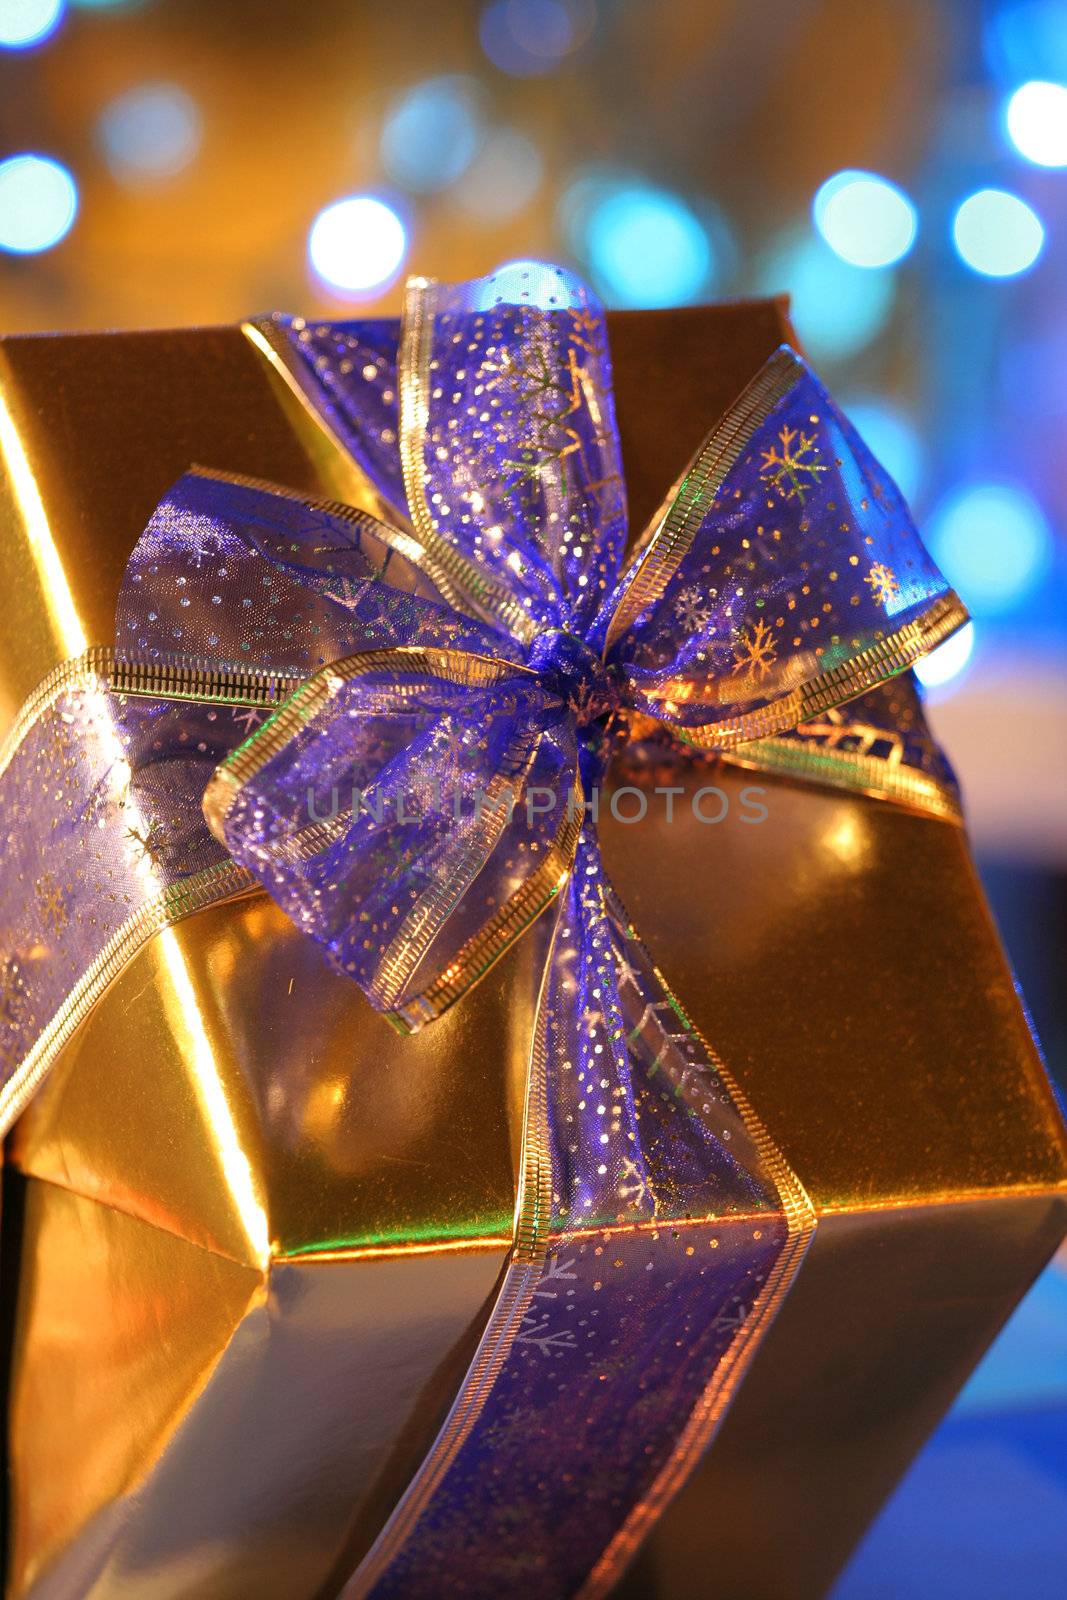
[340,904,559,1600]
[722,671,964,822]
[343,827,814,1600]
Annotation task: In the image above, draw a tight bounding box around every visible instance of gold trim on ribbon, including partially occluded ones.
[400,277,540,646]
[249,298,538,643]
[0,647,309,1136]
[369,745,539,1017]
[241,316,410,529]
[387,773,583,1034]
[183,461,496,629]
[202,644,579,1031]
[604,346,804,650]
[656,590,968,751]
[185,460,434,569]
[578,893,815,1598]
[202,644,540,842]
[0,648,300,784]
[722,736,963,824]
[345,904,559,1599]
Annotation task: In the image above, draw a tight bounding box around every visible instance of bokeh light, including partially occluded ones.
[454,127,542,222]
[759,228,896,361]
[307,195,407,297]
[0,154,78,254]
[1005,79,1067,166]
[913,620,976,692]
[928,483,1053,615]
[0,0,65,49]
[97,84,202,182]
[813,170,918,268]
[380,76,484,193]
[581,184,712,307]
[558,164,623,254]
[843,398,923,504]
[560,163,739,292]
[985,0,1067,83]
[479,0,578,76]
[952,188,1045,277]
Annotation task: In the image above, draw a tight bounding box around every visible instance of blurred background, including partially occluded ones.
[1,0,1065,1594]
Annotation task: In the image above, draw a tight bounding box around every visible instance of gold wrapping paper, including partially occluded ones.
[1,304,1065,1600]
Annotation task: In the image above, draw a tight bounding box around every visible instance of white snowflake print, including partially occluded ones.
[330,575,371,608]
[613,950,640,994]
[515,1312,578,1357]
[710,1301,748,1334]
[619,1154,653,1212]
[231,706,266,735]
[532,1255,578,1300]
[673,585,711,632]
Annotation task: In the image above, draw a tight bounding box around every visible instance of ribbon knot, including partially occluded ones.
[526,628,619,726]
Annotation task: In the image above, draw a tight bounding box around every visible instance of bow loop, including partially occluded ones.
[117,466,520,676]
[204,647,583,1030]
[599,346,965,748]
[397,268,629,646]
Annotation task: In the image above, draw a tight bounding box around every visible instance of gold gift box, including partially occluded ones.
[1,304,1065,1600]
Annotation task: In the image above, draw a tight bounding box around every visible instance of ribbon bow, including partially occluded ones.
[0,265,966,1600]
[198,272,963,1037]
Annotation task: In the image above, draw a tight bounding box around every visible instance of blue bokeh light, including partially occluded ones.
[558,164,623,256]
[913,621,976,693]
[928,483,1053,616]
[985,0,1067,83]
[580,184,712,308]
[97,84,202,182]
[1005,79,1067,166]
[843,398,923,504]
[0,0,65,49]
[952,188,1045,277]
[380,77,484,193]
[759,228,895,362]
[560,162,739,288]
[813,170,917,268]
[454,127,542,221]
[0,154,78,254]
[307,195,407,297]
[479,0,576,76]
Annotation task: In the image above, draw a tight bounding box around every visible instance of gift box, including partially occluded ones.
[1,281,1065,1600]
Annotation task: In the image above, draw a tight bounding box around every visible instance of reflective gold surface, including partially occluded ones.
[2,307,1066,1600]
[0,326,369,740]
[9,896,535,1263]
[599,764,1067,1210]
[621,1193,1067,1600]
[7,1180,504,1600]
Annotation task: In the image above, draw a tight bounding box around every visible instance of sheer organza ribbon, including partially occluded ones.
[0,265,967,1599]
